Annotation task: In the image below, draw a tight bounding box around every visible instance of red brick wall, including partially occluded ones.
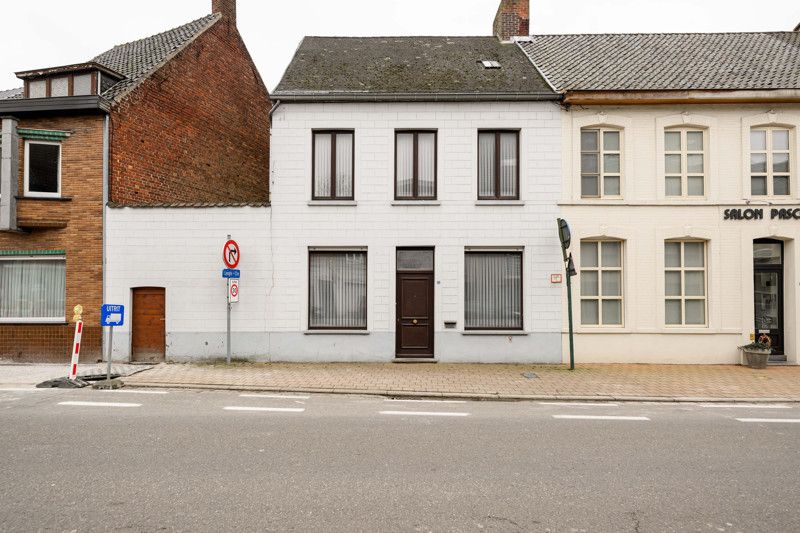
[109,17,271,205]
[493,0,530,41]
[0,115,105,362]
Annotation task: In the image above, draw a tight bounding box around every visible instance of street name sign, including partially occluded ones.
[222,269,241,279]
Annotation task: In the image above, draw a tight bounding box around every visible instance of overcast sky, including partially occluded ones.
[2,0,798,93]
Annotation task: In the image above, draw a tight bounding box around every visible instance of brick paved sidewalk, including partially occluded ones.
[122,362,800,402]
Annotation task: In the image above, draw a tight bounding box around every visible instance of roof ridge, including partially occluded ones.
[528,30,799,37]
[301,35,499,39]
[94,13,219,57]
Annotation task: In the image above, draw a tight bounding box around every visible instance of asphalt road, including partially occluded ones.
[1,387,798,533]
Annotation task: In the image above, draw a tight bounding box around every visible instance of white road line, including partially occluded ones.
[58,401,141,408]
[379,410,471,417]
[384,399,468,404]
[698,403,790,409]
[736,418,800,424]
[239,394,311,400]
[101,389,169,395]
[224,406,305,413]
[553,415,650,421]
[538,402,619,407]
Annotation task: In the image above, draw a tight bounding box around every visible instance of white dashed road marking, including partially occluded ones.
[224,406,305,413]
[384,399,468,404]
[553,415,650,421]
[538,402,619,407]
[58,401,141,408]
[239,394,311,400]
[698,403,790,409]
[736,418,800,424]
[379,411,471,417]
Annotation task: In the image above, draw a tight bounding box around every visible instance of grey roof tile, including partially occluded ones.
[0,87,23,100]
[93,14,219,101]
[518,32,800,91]
[274,36,556,99]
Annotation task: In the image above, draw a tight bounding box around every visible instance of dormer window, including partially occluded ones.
[16,62,123,99]
[28,80,46,99]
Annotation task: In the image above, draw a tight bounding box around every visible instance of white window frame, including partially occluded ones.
[579,240,624,327]
[750,126,792,197]
[0,255,66,323]
[664,240,708,327]
[664,128,707,198]
[580,127,623,199]
[23,140,62,198]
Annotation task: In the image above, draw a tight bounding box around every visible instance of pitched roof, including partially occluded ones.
[518,32,800,92]
[273,36,557,101]
[93,14,220,102]
[0,87,23,100]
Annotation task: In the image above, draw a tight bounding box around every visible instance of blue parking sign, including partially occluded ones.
[101,304,125,327]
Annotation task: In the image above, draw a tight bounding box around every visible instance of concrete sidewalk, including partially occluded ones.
[122,362,800,402]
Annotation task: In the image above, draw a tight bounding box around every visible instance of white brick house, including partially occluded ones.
[267,37,564,362]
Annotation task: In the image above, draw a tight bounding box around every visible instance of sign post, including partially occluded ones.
[557,219,578,371]
[223,236,241,364]
[100,304,125,385]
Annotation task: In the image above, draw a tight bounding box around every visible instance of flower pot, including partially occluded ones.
[742,349,771,369]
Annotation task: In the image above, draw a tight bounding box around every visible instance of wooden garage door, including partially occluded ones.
[131,287,165,363]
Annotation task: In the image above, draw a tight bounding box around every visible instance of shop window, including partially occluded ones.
[581,128,622,198]
[751,127,791,196]
[396,131,437,200]
[478,131,519,200]
[665,241,707,326]
[465,251,523,330]
[308,251,367,330]
[24,141,61,197]
[665,128,706,197]
[580,240,623,326]
[0,257,66,322]
[312,131,354,200]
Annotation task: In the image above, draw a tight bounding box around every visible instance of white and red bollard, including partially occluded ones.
[68,305,84,381]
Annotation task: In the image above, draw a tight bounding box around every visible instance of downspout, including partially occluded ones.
[102,113,110,359]
[268,99,281,124]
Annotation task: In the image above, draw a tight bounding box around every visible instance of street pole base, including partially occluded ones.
[36,377,91,389]
[92,379,124,390]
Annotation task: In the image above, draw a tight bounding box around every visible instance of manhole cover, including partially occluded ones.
[522,372,538,380]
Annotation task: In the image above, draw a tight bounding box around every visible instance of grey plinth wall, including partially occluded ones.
[0,117,19,231]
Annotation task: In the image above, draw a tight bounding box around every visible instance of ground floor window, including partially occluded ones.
[665,241,707,326]
[580,240,623,326]
[0,256,66,322]
[465,251,523,330]
[309,251,367,330]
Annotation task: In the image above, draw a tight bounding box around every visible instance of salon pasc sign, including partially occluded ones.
[724,207,800,221]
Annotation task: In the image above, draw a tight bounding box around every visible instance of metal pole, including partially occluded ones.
[107,326,114,382]
[227,302,232,364]
[566,273,575,371]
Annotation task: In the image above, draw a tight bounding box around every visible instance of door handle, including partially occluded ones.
[412,319,418,325]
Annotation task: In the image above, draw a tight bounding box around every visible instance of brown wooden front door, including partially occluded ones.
[131,287,166,363]
[396,249,435,358]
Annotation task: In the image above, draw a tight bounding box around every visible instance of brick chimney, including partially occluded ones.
[493,0,529,42]
[212,0,236,25]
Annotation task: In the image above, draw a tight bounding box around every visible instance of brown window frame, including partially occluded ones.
[308,250,368,331]
[24,72,98,99]
[311,130,355,201]
[394,130,438,200]
[477,130,520,200]
[464,250,524,331]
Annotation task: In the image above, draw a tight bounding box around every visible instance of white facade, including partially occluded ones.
[267,101,564,362]
[561,105,800,364]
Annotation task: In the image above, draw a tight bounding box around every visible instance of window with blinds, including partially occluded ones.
[465,252,523,330]
[478,131,519,200]
[395,131,437,200]
[0,257,66,322]
[313,131,354,200]
[309,251,367,330]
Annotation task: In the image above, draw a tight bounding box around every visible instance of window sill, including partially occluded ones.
[462,330,528,336]
[304,329,370,335]
[307,200,357,207]
[391,200,441,206]
[16,195,73,202]
[475,200,525,206]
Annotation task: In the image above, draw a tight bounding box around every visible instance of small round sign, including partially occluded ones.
[230,284,239,298]
[223,240,240,269]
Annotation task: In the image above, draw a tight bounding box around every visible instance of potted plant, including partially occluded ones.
[740,335,772,369]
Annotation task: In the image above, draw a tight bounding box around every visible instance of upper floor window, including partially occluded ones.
[312,131,354,200]
[478,131,519,200]
[665,241,707,326]
[396,131,436,200]
[24,141,61,198]
[581,128,621,198]
[580,240,623,326]
[751,127,791,196]
[665,129,705,197]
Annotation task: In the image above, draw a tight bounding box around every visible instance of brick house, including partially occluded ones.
[0,0,269,362]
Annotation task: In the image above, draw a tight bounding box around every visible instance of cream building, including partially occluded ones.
[519,31,800,365]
